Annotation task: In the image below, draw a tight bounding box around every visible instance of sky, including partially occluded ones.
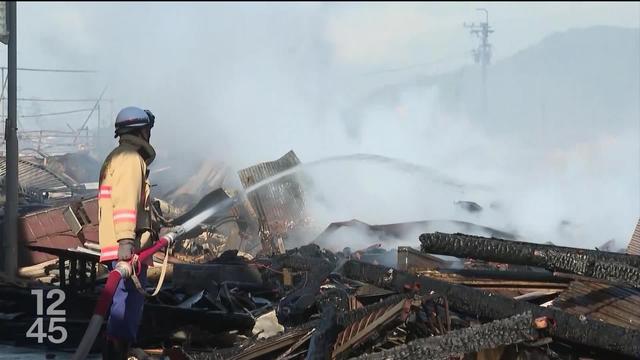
[5,2,639,123]
[0,2,638,249]
[3,2,637,130]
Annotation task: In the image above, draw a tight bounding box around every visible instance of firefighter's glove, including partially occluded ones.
[117,239,136,261]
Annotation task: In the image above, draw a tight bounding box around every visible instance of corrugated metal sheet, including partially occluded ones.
[627,218,640,255]
[553,280,640,330]
[238,150,305,222]
[238,150,300,187]
[0,157,82,201]
[17,198,99,266]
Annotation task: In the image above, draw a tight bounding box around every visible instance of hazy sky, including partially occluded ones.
[9,3,640,64]
[0,2,632,136]
[0,2,638,249]
[4,2,639,108]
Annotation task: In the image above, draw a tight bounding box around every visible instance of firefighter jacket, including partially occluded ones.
[98,134,157,263]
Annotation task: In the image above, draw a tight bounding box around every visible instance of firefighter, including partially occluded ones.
[98,106,157,359]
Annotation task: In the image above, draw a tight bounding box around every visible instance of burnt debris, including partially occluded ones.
[420,232,640,287]
[2,151,639,360]
[341,259,640,358]
[353,311,541,360]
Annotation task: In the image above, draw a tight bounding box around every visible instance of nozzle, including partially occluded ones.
[163,225,187,247]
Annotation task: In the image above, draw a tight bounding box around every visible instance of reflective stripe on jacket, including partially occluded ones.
[98,138,153,263]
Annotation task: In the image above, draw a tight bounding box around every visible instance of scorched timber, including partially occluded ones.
[351,311,539,360]
[420,232,640,287]
[341,260,640,358]
[307,294,409,360]
[333,294,410,359]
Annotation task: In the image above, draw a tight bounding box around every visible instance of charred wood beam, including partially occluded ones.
[276,263,334,325]
[351,311,539,360]
[317,287,351,314]
[273,246,337,326]
[306,305,339,360]
[420,232,640,287]
[421,232,640,267]
[341,260,640,358]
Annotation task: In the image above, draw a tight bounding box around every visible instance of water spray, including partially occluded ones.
[73,153,481,358]
[242,153,493,194]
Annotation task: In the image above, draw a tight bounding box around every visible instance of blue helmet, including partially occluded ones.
[114,106,155,137]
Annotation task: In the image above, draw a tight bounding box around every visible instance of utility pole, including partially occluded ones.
[464,8,493,121]
[3,1,17,277]
[96,103,101,153]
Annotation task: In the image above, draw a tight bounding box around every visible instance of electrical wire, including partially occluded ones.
[20,108,94,118]
[0,66,96,73]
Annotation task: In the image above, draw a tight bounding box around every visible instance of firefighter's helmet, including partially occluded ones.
[114,106,155,137]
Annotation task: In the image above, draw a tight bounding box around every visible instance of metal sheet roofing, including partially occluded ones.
[553,280,640,330]
[0,157,80,195]
[626,218,640,256]
[237,150,305,223]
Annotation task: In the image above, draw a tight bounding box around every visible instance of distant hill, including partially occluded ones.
[351,26,640,145]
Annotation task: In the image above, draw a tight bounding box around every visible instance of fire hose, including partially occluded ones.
[72,227,185,360]
[71,190,236,359]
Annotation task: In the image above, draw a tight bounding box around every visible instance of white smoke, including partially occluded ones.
[8,3,639,251]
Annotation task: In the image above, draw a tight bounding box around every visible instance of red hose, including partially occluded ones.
[137,237,169,261]
[94,271,122,316]
[73,234,179,359]
[92,237,170,317]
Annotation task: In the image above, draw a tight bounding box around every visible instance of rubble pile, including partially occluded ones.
[1,150,639,360]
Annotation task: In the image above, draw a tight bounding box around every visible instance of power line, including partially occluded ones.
[2,97,113,102]
[0,66,97,73]
[358,52,469,77]
[20,108,94,118]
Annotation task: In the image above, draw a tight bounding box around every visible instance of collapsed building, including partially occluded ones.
[1,149,639,360]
